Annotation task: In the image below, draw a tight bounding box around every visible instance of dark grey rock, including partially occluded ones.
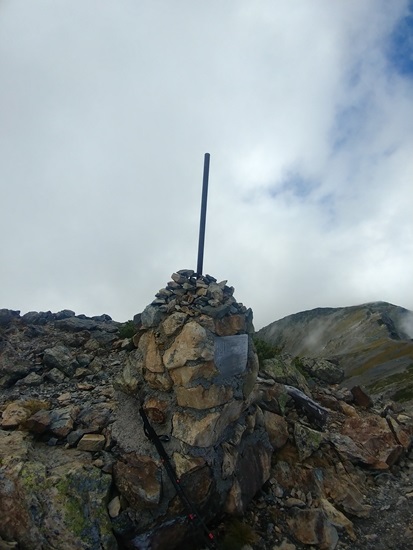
[0,341,32,387]
[141,305,165,328]
[91,314,113,322]
[0,309,20,327]
[55,310,76,320]
[45,367,67,383]
[55,317,98,332]
[15,372,43,386]
[22,311,55,325]
[43,345,76,377]
[177,269,194,277]
[76,354,93,368]
[300,358,344,384]
[171,272,188,284]
[199,303,232,319]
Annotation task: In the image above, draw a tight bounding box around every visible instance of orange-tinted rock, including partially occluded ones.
[113,454,161,510]
[175,384,233,409]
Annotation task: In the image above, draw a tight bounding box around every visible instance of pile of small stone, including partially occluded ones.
[146,269,252,321]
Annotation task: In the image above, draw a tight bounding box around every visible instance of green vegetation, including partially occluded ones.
[292,356,310,379]
[392,384,413,402]
[221,519,258,550]
[118,320,136,339]
[347,340,413,378]
[56,475,89,538]
[253,337,282,366]
[367,363,413,402]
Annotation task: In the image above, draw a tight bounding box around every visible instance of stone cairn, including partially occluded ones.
[114,269,273,548]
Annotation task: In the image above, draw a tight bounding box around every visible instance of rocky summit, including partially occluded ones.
[256,302,413,408]
[0,274,413,550]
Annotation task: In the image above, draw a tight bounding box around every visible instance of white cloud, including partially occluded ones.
[0,0,412,328]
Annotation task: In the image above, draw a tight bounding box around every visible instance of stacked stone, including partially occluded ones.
[135,268,253,324]
[131,270,258,444]
[114,270,272,545]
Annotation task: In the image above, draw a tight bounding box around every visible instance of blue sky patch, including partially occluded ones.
[387,2,413,76]
[267,172,317,201]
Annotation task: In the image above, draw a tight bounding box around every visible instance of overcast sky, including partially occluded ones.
[1,1,412,329]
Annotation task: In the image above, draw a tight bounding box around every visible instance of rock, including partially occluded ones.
[43,345,76,377]
[138,332,164,372]
[225,442,272,514]
[262,410,289,450]
[1,402,32,429]
[15,372,43,386]
[294,422,325,461]
[0,342,31,388]
[0,537,18,549]
[163,321,214,369]
[262,356,311,394]
[341,412,412,465]
[175,384,233,409]
[329,432,385,468]
[143,370,173,391]
[76,404,113,431]
[0,430,116,550]
[172,410,222,447]
[339,401,359,417]
[351,385,373,408]
[21,311,54,324]
[169,361,218,386]
[161,312,188,336]
[113,454,161,510]
[285,497,306,508]
[114,349,144,394]
[320,497,356,540]
[77,434,106,452]
[0,309,20,327]
[45,367,67,383]
[141,305,166,328]
[54,309,76,320]
[25,407,75,438]
[2,274,412,550]
[108,496,121,518]
[214,314,246,336]
[299,357,344,384]
[287,508,338,549]
[273,540,296,550]
[172,452,206,479]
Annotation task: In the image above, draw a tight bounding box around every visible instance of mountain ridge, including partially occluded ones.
[256,301,413,403]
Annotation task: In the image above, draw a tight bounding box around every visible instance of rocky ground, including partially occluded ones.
[1,305,413,550]
[240,419,413,550]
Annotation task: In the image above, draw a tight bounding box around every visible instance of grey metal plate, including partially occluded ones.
[214,334,248,377]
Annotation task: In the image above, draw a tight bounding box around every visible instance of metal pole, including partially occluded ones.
[196,153,210,277]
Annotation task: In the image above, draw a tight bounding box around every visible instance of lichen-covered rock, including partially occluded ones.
[299,357,344,384]
[262,356,311,394]
[0,430,116,550]
[1,273,411,550]
[294,422,325,461]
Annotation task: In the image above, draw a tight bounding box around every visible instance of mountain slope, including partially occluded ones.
[256,302,413,399]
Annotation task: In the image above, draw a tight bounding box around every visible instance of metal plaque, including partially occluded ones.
[214,334,248,377]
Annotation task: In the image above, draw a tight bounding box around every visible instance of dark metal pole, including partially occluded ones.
[196,153,210,277]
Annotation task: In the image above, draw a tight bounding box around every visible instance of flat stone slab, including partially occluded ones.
[214,334,248,377]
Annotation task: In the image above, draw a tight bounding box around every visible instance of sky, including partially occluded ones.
[0,1,412,330]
